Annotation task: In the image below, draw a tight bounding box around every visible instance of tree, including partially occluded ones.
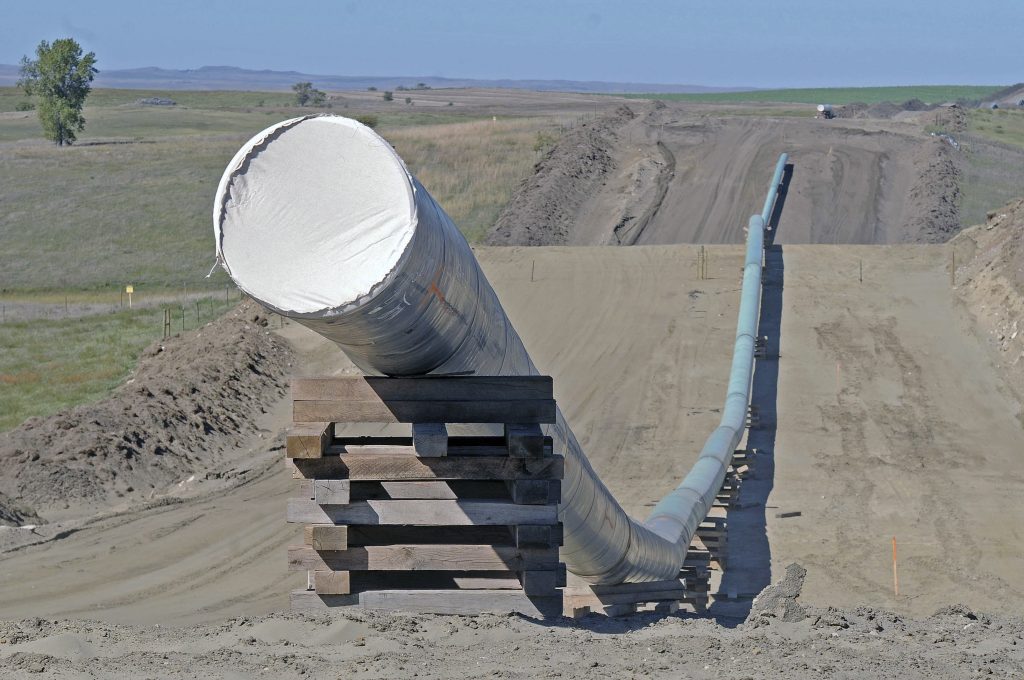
[18,38,97,146]
[292,81,326,107]
[382,91,394,102]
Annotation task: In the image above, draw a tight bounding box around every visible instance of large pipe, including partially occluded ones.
[213,114,785,584]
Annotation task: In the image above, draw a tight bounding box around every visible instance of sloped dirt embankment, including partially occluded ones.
[0,302,292,525]
[954,198,1024,407]
[486,105,636,245]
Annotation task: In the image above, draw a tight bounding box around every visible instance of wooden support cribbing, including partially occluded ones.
[289,545,560,572]
[287,375,564,617]
[286,422,334,459]
[292,376,555,424]
[287,499,558,526]
[288,453,564,482]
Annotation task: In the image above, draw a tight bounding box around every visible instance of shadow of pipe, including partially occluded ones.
[709,163,791,624]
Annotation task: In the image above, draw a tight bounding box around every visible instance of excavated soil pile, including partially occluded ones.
[954,198,1024,404]
[486,105,634,245]
[0,302,292,525]
[904,138,962,242]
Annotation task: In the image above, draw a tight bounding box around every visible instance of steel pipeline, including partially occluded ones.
[213,114,786,584]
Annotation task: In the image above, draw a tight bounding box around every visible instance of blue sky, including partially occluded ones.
[2,0,1020,87]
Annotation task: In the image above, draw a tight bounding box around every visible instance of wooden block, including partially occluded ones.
[375,481,459,500]
[504,423,545,458]
[514,524,563,548]
[345,526,514,547]
[304,525,348,551]
[293,399,555,425]
[653,600,680,614]
[602,603,637,617]
[291,454,564,482]
[286,422,334,459]
[288,545,559,571]
[292,376,553,402]
[313,480,350,505]
[313,570,350,595]
[329,435,554,458]
[297,480,352,504]
[508,479,560,505]
[287,499,559,526]
[290,589,562,618]
[520,566,567,595]
[349,571,524,591]
[412,423,448,457]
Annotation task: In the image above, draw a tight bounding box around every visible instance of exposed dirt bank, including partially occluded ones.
[489,102,964,245]
[953,198,1024,407]
[487,105,634,245]
[0,302,292,525]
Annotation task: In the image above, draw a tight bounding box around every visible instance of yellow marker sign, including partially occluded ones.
[126,285,134,294]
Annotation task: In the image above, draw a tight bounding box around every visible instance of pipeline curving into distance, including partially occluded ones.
[213,113,787,584]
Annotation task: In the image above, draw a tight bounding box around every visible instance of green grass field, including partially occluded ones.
[0,87,553,293]
[626,85,1002,105]
[968,108,1024,149]
[0,301,221,431]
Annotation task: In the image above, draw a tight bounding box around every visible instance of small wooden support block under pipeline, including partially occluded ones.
[286,422,334,459]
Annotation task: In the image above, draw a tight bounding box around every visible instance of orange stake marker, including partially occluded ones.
[892,536,899,597]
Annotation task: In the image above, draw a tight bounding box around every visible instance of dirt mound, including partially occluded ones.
[903,137,963,242]
[747,563,807,624]
[0,302,292,523]
[1,600,1022,678]
[486,105,636,245]
[953,197,1024,404]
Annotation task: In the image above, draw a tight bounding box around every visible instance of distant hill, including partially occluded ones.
[0,63,749,94]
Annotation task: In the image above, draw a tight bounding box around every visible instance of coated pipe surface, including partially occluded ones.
[645,152,787,549]
[213,114,786,584]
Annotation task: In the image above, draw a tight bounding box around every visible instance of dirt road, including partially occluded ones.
[490,103,962,246]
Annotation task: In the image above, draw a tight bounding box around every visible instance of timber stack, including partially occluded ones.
[285,375,566,618]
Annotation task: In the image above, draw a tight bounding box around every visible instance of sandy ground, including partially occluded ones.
[490,103,961,246]
[1,240,1023,675]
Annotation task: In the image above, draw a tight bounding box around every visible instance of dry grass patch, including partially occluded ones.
[383,118,560,242]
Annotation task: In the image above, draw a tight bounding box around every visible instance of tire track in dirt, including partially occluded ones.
[613,140,675,245]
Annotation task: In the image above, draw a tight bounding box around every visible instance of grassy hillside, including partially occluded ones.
[626,85,1002,105]
[0,87,555,293]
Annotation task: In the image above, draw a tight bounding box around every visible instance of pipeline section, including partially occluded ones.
[213,114,786,584]
[645,152,787,548]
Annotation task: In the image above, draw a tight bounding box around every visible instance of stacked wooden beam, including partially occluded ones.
[563,550,711,617]
[285,376,565,618]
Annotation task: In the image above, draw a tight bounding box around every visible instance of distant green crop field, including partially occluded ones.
[625,85,1004,106]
